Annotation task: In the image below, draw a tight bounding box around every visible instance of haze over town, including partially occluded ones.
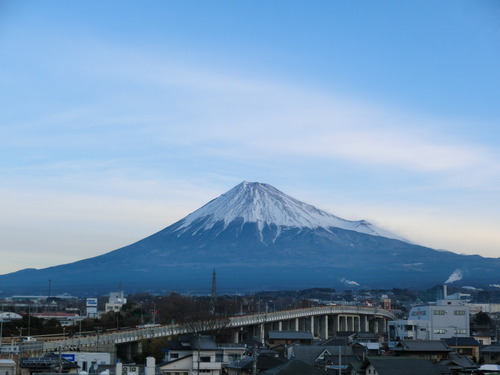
[1,1,499,275]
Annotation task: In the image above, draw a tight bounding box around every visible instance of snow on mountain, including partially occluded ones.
[176,181,405,241]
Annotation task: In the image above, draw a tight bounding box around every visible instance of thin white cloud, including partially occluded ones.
[2,38,500,273]
[77,44,499,177]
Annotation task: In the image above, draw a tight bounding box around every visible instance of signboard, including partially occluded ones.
[86,298,98,307]
[62,354,76,362]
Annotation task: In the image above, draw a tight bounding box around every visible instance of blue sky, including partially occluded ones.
[1,1,499,275]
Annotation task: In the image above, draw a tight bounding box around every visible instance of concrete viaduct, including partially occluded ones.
[33,305,395,360]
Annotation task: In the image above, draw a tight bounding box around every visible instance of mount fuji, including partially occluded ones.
[1,181,499,296]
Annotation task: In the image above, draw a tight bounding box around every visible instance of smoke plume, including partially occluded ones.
[445,269,463,284]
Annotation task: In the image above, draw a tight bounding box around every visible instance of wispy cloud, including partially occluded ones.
[2,38,500,273]
[7,40,498,181]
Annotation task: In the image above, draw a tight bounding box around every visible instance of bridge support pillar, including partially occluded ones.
[354,315,360,331]
[233,330,239,343]
[321,315,329,339]
[310,316,314,337]
[278,321,282,331]
[294,318,299,331]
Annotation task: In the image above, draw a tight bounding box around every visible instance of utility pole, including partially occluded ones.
[28,304,31,337]
[210,268,216,314]
[338,346,342,375]
[197,334,201,375]
[252,344,257,375]
[0,304,3,351]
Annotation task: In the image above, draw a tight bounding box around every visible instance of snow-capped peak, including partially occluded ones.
[175,181,405,241]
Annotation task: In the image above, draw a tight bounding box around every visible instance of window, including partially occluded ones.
[434,329,446,334]
[433,310,446,315]
[454,310,466,315]
[200,356,211,363]
[170,353,179,359]
[456,329,466,334]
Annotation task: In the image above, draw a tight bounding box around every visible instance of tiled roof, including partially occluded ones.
[225,354,285,370]
[260,360,325,375]
[441,337,480,346]
[481,345,500,353]
[20,353,79,370]
[292,345,353,366]
[439,352,478,369]
[394,340,452,352]
[268,331,313,340]
[363,356,441,375]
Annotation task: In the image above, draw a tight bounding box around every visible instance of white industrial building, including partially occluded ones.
[388,286,470,344]
[105,291,127,313]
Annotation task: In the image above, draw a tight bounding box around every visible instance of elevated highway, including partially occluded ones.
[38,305,395,354]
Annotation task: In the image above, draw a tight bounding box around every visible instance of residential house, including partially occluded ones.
[159,335,246,375]
[288,344,356,374]
[437,352,479,374]
[349,332,382,345]
[225,353,285,375]
[441,337,481,361]
[480,345,500,364]
[60,352,111,373]
[19,353,79,375]
[472,331,495,346]
[259,359,326,375]
[357,356,442,375]
[390,340,452,362]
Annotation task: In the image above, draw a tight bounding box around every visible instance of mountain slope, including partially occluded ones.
[0,181,499,296]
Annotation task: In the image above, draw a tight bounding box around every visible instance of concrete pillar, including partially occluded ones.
[323,315,329,339]
[364,316,369,332]
[116,362,123,375]
[278,321,282,331]
[295,318,299,331]
[310,316,314,336]
[233,330,239,343]
[259,324,265,343]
